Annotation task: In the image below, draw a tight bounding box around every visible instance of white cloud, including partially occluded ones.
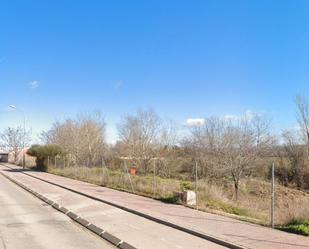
[186,118,205,127]
[29,80,40,89]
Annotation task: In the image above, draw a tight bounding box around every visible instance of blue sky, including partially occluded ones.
[1,0,309,143]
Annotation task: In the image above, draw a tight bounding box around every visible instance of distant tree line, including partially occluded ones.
[1,95,309,200]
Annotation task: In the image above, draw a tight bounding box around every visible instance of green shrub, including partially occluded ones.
[180,181,194,191]
[206,198,250,216]
[278,219,309,236]
[27,144,63,171]
[157,194,180,204]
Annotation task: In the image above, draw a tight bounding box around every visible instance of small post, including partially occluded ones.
[271,162,275,228]
[195,160,198,209]
[54,156,57,168]
[47,156,50,168]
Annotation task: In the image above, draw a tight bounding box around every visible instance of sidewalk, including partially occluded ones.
[1,163,309,249]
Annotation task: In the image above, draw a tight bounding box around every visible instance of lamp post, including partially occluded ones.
[9,105,26,169]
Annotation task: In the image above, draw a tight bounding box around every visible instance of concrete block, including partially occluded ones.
[52,203,60,210]
[59,206,69,214]
[183,191,196,206]
[119,242,137,249]
[100,232,121,245]
[67,211,79,220]
[87,224,104,235]
[41,196,48,202]
[46,199,54,205]
[75,217,90,227]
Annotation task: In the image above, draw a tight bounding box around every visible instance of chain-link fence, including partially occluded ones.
[41,155,309,226]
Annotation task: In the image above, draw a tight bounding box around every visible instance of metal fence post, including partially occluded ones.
[153,159,156,196]
[124,161,134,193]
[271,162,275,228]
[195,160,198,210]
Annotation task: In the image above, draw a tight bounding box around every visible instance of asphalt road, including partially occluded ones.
[0,173,114,249]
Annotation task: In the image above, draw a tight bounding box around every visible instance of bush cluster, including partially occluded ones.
[27,144,63,171]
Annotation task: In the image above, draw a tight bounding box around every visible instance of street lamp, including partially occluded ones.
[9,105,26,169]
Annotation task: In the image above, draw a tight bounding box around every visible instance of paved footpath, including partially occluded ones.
[1,163,309,249]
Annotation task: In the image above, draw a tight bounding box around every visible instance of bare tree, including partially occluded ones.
[42,112,106,166]
[184,117,225,179]
[295,95,309,158]
[185,114,273,200]
[76,112,106,166]
[117,108,160,173]
[219,119,257,200]
[0,126,31,163]
[159,119,179,148]
[282,130,306,188]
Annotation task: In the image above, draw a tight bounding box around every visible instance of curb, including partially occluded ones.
[0,164,247,249]
[0,170,137,249]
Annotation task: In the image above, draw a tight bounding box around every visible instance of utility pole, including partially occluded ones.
[271,162,275,228]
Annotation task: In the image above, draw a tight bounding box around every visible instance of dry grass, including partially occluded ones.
[48,166,309,226]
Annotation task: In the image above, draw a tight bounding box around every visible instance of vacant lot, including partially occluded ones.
[48,165,309,226]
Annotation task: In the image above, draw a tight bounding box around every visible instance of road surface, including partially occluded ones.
[0,173,114,249]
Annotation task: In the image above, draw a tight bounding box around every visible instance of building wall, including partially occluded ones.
[0,154,9,162]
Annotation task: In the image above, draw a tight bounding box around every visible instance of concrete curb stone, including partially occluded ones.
[87,224,104,235]
[119,242,138,249]
[76,217,90,227]
[101,232,121,245]
[59,206,69,214]
[67,211,79,220]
